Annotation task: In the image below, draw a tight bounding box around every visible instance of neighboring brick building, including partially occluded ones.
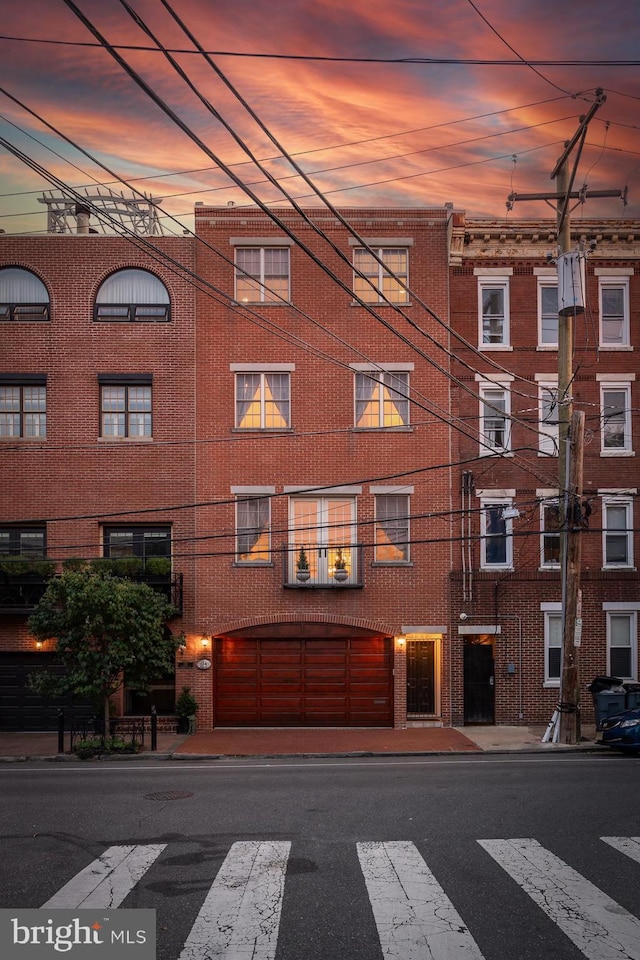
[0,230,197,729]
[448,215,640,726]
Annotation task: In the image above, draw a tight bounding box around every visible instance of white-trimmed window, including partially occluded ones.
[95,269,170,322]
[600,382,632,453]
[0,376,46,438]
[541,499,561,568]
[353,247,408,304]
[375,494,410,562]
[606,610,637,680]
[235,248,290,303]
[235,372,290,429]
[539,381,559,456]
[538,280,558,347]
[542,605,562,685]
[599,279,630,347]
[480,500,513,569]
[478,279,509,346]
[602,498,633,568]
[236,497,271,563]
[0,267,49,321]
[355,371,409,428]
[99,376,152,438]
[479,384,510,454]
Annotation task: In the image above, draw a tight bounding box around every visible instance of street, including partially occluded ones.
[0,754,639,959]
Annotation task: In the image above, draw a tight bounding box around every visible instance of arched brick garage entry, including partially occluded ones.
[213,621,393,727]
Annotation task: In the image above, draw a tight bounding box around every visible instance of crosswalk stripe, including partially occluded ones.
[479,838,640,960]
[178,840,290,960]
[357,840,486,960]
[42,844,166,908]
[601,837,640,865]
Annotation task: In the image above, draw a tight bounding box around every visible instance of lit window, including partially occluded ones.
[539,383,559,456]
[353,248,408,304]
[235,373,290,429]
[601,384,632,453]
[0,379,46,438]
[538,281,558,346]
[236,497,271,563]
[607,612,637,680]
[603,499,633,568]
[0,267,49,321]
[540,500,561,567]
[599,280,629,346]
[235,248,290,303]
[99,379,152,438]
[95,269,170,321]
[479,385,510,454]
[355,371,409,428]
[481,501,513,568]
[375,495,409,562]
[478,279,509,346]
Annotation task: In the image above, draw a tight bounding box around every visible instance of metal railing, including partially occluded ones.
[283,543,364,588]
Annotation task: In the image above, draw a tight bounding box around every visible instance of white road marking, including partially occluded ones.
[178,840,290,960]
[42,843,166,908]
[479,838,640,960]
[601,836,640,865]
[357,840,486,960]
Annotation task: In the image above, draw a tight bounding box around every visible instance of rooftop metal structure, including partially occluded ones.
[38,187,164,236]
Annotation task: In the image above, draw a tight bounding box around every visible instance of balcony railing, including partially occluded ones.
[283,543,364,588]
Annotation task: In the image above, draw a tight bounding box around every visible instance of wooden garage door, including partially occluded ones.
[215,636,392,726]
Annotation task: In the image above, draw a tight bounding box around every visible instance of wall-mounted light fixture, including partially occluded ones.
[35,640,43,650]
[396,636,406,648]
[200,635,210,650]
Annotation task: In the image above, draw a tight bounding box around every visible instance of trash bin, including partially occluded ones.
[624,683,640,709]
[588,677,625,730]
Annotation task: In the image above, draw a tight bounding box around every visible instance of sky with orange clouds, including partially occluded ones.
[0,0,639,235]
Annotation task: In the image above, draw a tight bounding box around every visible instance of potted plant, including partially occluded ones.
[295,546,311,582]
[175,686,198,734]
[333,548,349,582]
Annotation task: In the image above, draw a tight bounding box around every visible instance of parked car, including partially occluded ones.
[600,708,640,753]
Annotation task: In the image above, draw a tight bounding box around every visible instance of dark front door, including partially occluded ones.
[463,642,495,724]
[406,641,435,714]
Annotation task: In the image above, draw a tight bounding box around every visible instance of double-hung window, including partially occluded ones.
[599,278,630,347]
[538,379,559,456]
[480,499,513,569]
[538,280,558,347]
[540,499,561,567]
[235,247,290,303]
[233,366,292,429]
[374,493,410,562]
[354,369,409,428]
[99,375,152,439]
[602,497,633,568]
[605,607,638,680]
[0,267,49,321]
[235,496,271,563]
[0,375,46,438]
[95,269,170,322]
[478,380,511,454]
[353,247,408,304]
[0,526,46,558]
[542,605,562,685]
[477,275,510,347]
[598,380,633,454]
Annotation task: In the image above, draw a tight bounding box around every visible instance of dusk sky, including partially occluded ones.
[1,0,639,235]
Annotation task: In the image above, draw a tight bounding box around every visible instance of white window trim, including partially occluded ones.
[540,498,561,569]
[537,277,558,348]
[606,610,638,681]
[477,276,510,349]
[235,495,271,564]
[352,246,409,305]
[353,369,410,429]
[599,381,633,455]
[602,496,634,569]
[480,498,513,570]
[234,371,291,430]
[477,381,511,456]
[374,492,411,564]
[598,277,630,349]
[541,602,562,687]
[537,378,559,457]
[234,247,290,304]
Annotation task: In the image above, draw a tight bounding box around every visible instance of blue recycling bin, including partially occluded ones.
[624,683,640,709]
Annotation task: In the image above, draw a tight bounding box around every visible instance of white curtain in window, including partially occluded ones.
[96,269,169,303]
[0,268,48,302]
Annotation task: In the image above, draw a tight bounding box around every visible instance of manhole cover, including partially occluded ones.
[144,790,193,801]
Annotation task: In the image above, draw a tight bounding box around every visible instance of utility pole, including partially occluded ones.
[507,90,625,743]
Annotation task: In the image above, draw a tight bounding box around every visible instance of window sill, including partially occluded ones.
[600,450,635,457]
[350,301,411,307]
[234,300,292,307]
[598,345,633,351]
[232,562,274,568]
[479,344,513,351]
[231,427,293,433]
[478,451,514,457]
[371,561,413,567]
[537,452,558,458]
[98,436,153,442]
[0,436,47,442]
[538,565,561,572]
[602,565,637,572]
[536,345,558,351]
[543,681,560,689]
[350,426,413,433]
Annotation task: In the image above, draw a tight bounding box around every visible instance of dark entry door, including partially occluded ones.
[406,641,435,714]
[463,643,494,724]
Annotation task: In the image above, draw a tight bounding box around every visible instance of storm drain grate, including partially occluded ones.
[144,790,193,801]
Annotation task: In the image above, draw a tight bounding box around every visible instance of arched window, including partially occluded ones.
[0,267,49,321]
[95,269,170,322]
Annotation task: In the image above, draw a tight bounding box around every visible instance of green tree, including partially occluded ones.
[28,569,181,726]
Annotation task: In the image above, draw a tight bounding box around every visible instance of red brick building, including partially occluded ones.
[448,215,640,726]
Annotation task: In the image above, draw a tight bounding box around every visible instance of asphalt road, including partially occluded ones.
[1,754,639,960]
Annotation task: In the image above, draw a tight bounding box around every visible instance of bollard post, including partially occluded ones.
[57,708,64,754]
[150,705,157,752]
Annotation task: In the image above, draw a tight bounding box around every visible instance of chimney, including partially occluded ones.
[74,203,91,234]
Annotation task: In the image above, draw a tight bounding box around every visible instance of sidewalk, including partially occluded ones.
[0,724,603,761]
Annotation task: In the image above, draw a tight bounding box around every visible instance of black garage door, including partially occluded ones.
[0,653,93,731]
